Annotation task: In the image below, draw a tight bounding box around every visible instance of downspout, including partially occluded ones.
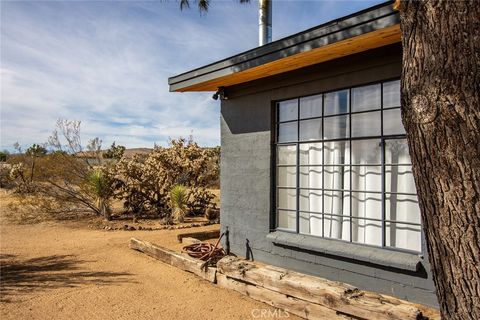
[259,0,272,46]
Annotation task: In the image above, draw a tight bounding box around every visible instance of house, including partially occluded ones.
[169,1,437,307]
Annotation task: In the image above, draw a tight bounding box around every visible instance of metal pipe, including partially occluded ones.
[258,0,272,46]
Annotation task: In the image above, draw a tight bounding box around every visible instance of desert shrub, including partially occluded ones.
[0,164,13,188]
[170,185,188,223]
[111,137,217,218]
[8,120,116,220]
[25,144,47,157]
[103,142,125,160]
[0,151,9,162]
[204,146,220,188]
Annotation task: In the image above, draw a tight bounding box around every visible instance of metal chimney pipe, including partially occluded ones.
[258,0,272,46]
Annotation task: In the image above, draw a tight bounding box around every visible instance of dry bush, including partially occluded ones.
[111,137,218,218]
[7,120,116,220]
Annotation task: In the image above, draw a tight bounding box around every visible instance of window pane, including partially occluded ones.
[383,80,401,108]
[385,165,416,194]
[300,94,322,119]
[383,108,405,135]
[278,122,297,142]
[351,139,381,164]
[299,119,322,141]
[324,166,350,190]
[299,189,322,213]
[278,210,296,231]
[299,166,322,189]
[324,191,350,216]
[324,214,351,241]
[351,111,381,137]
[352,192,382,220]
[299,143,322,165]
[277,145,297,165]
[352,84,381,112]
[324,141,350,165]
[278,99,298,122]
[351,166,382,192]
[299,212,323,236]
[277,166,297,187]
[385,193,421,224]
[352,218,382,246]
[324,89,349,115]
[386,222,421,252]
[277,188,297,210]
[385,139,411,164]
[324,115,349,140]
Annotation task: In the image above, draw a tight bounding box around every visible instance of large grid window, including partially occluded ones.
[275,80,422,252]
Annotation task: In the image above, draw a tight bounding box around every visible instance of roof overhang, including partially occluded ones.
[169,1,400,92]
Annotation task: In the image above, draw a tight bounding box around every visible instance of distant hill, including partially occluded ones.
[122,148,153,158]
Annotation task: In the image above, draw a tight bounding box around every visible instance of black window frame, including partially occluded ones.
[272,78,422,254]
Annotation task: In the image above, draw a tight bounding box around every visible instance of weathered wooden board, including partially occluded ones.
[216,274,348,320]
[217,256,425,320]
[129,238,216,282]
[176,229,220,243]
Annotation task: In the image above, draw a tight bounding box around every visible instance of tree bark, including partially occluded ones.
[399,1,480,319]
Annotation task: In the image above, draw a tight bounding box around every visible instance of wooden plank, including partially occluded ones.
[216,274,347,320]
[181,237,202,245]
[176,229,220,243]
[217,256,427,320]
[178,24,401,92]
[129,238,216,283]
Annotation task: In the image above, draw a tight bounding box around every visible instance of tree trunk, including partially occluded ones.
[399,1,480,319]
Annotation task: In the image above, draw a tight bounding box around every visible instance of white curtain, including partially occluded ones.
[299,141,351,240]
[323,141,350,240]
[385,140,421,251]
[350,140,383,246]
[299,143,323,235]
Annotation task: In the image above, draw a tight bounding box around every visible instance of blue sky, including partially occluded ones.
[1,0,383,151]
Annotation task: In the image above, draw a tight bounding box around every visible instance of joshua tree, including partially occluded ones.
[86,169,113,220]
[170,184,188,223]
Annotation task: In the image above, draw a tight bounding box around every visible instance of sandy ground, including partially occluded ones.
[0,221,294,320]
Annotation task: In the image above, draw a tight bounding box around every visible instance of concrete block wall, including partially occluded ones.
[219,44,438,307]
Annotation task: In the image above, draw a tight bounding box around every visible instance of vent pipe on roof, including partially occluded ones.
[258,0,272,46]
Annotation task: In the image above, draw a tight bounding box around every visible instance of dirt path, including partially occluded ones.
[0,222,290,320]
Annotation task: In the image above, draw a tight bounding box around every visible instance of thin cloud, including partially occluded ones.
[1,0,382,151]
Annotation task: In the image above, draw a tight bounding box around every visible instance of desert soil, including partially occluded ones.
[0,220,294,320]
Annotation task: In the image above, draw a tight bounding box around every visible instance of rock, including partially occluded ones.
[128,226,136,231]
[138,226,143,230]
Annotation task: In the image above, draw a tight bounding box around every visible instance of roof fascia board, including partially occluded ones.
[169,12,399,92]
[168,1,397,89]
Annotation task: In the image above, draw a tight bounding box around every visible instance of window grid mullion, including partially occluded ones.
[349,88,353,243]
[381,82,386,248]
[321,93,325,238]
[296,98,300,234]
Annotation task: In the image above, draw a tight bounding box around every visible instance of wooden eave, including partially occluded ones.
[169,2,400,92]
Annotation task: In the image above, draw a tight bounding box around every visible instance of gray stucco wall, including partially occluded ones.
[220,43,438,307]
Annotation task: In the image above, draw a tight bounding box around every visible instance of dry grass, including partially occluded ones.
[0,188,221,229]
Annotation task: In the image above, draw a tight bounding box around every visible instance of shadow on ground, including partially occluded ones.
[0,254,134,303]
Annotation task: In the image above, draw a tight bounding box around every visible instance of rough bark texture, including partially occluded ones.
[399,1,480,319]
